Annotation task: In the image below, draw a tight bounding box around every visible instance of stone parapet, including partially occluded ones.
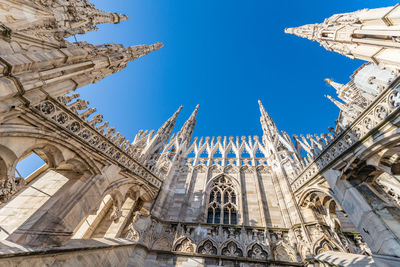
[33,97,162,189]
[291,80,400,192]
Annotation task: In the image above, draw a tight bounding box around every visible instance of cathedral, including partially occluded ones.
[0,1,400,266]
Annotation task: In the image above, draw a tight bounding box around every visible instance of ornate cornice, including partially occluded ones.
[33,97,163,189]
[290,79,400,192]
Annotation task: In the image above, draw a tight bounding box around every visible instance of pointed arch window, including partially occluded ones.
[207,176,238,225]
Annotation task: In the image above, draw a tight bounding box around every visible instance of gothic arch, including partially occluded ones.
[172,236,196,253]
[197,238,218,255]
[16,142,64,170]
[205,174,241,225]
[313,236,341,255]
[220,239,244,257]
[297,186,332,207]
[102,179,155,203]
[341,133,400,176]
[0,144,18,179]
[205,173,241,195]
[152,236,172,251]
[271,242,296,262]
[343,162,400,224]
[0,145,18,197]
[246,242,269,260]
[0,130,101,175]
[378,145,400,175]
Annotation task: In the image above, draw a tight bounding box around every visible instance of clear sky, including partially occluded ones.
[74,0,398,141]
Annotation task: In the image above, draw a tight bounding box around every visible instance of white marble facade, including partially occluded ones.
[0,1,400,267]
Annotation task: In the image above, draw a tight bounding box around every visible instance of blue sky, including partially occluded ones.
[74,0,399,140]
[19,0,399,177]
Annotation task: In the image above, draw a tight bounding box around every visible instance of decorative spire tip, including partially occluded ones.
[284,28,294,34]
[151,42,164,51]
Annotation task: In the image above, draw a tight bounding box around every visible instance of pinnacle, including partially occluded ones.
[283,24,316,41]
[325,78,344,90]
[284,28,295,34]
[157,105,184,137]
[188,104,200,121]
[177,104,200,144]
[127,42,164,61]
[258,100,269,117]
[150,42,164,51]
[171,105,183,119]
[117,14,129,23]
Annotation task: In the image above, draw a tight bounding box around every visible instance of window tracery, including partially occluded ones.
[207,176,238,225]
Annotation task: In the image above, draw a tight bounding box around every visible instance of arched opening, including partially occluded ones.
[87,186,146,239]
[0,145,72,241]
[375,172,400,207]
[14,152,47,182]
[206,175,238,225]
[346,164,400,244]
[0,141,102,247]
[226,149,236,159]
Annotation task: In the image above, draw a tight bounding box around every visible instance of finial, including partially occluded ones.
[284,24,316,40]
[176,104,200,146]
[150,42,164,51]
[325,78,345,92]
[284,28,294,34]
[128,42,164,61]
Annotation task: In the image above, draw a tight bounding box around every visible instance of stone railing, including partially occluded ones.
[123,213,298,262]
[181,157,271,174]
[186,157,269,167]
[33,97,162,189]
[290,83,400,192]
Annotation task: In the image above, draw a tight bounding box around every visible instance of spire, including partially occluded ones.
[139,106,183,164]
[325,79,345,94]
[82,42,163,84]
[285,25,316,41]
[62,6,129,37]
[258,100,278,138]
[177,105,200,145]
[0,41,164,109]
[128,42,164,61]
[326,95,347,111]
[325,78,352,103]
[258,100,299,163]
[157,106,183,141]
[325,95,360,120]
[285,6,400,70]
[16,0,130,43]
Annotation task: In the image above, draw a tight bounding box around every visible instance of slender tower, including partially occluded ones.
[258,100,312,249]
[152,105,200,218]
[285,5,400,70]
[0,0,163,113]
[140,106,183,166]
